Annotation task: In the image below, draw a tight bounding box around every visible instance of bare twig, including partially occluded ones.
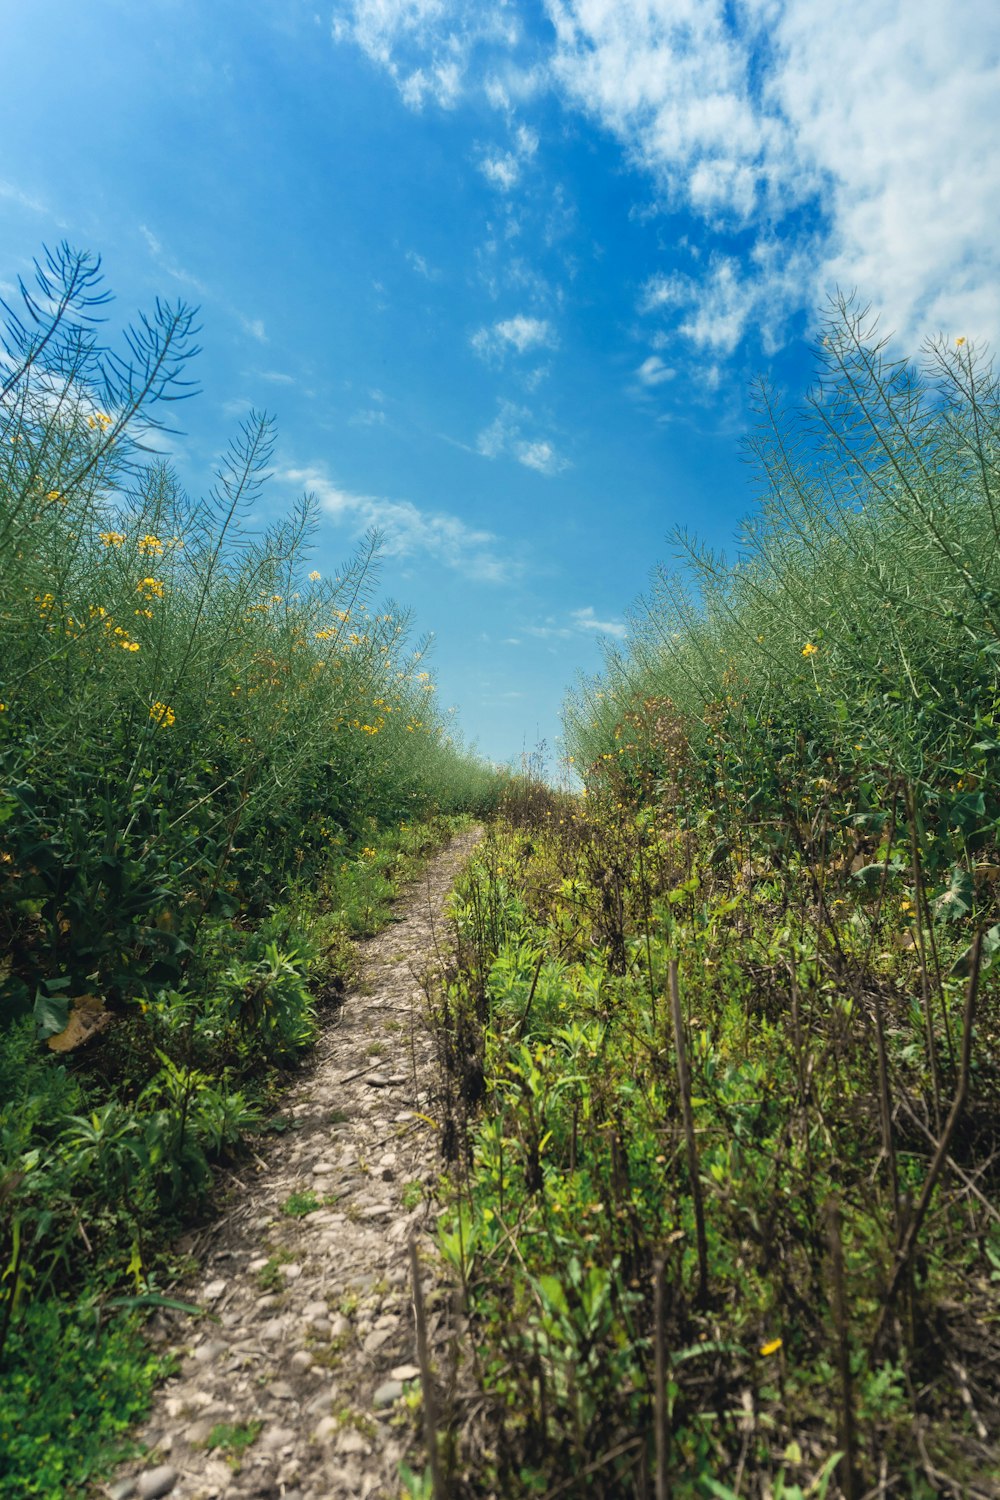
[653,1256,670,1500]
[410,1233,447,1500]
[827,1198,859,1500]
[879,931,983,1323]
[669,960,709,1306]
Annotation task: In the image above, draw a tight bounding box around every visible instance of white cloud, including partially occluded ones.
[257,369,295,385]
[571,605,627,640]
[480,151,521,190]
[476,399,570,474]
[636,354,675,387]
[471,314,557,360]
[331,0,522,110]
[238,315,268,343]
[524,607,627,641]
[331,1,1000,352]
[551,0,1000,350]
[406,249,440,279]
[285,464,513,582]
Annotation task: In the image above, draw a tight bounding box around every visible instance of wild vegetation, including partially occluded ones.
[0,245,502,1497]
[428,304,1000,1498]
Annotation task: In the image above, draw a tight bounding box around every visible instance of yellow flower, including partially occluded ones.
[99,530,126,547]
[122,641,140,652]
[759,1337,783,1356]
[149,701,176,727]
[0,702,7,712]
[138,534,164,556]
[956,336,966,347]
[46,489,64,504]
[309,570,321,581]
[137,576,165,598]
[801,642,818,657]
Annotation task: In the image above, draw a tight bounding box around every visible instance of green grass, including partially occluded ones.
[0,244,501,1500]
[427,305,1000,1497]
[0,1299,170,1500]
[281,1188,322,1217]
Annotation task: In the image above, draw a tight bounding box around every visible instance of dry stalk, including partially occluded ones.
[410,1233,447,1500]
[669,959,709,1306]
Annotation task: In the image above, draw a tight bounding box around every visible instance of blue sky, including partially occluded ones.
[3,0,998,767]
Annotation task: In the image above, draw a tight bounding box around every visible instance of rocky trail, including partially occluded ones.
[107,827,481,1500]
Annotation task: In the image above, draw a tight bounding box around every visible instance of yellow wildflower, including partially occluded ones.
[149,701,176,727]
[138,534,164,556]
[46,489,64,504]
[137,577,165,598]
[759,1337,783,1357]
[309,570,321,581]
[956,336,966,347]
[99,530,126,547]
[801,642,818,657]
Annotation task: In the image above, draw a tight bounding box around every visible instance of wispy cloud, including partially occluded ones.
[635,354,675,388]
[0,179,50,216]
[140,223,270,343]
[524,606,626,642]
[257,369,296,385]
[471,314,557,360]
[331,0,523,111]
[406,249,441,279]
[551,0,1000,350]
[571,605,627,641]
[285,463,514,582]
[331,1,1000,352]
[476,399,569,475]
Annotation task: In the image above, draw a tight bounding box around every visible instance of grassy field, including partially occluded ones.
[427,305,1000,1498]
[0,246,504,1497]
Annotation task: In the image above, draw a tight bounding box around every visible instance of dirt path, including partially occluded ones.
[107,827,480,1500]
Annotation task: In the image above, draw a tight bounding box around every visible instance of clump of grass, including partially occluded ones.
[431,304,1000,1497]
[281,1188,322,1217]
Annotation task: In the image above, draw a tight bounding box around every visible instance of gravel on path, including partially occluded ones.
[107,827,481,1500]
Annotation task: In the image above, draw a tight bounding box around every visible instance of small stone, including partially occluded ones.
[309,1317,332,1339]
[136,1467,179,1500]
[202,1279,227,1302]
[337,1430,370,1456]
[390,1363,421,1382]
[290,1349,313,1373]
[373,1379,403,1408]
[107,1481,137,1500]
[282,1262,303,1280]
[330,1314,351,1338]
[192,1339,228,1364]
[312,1161,336,1175]
[303,1300,328,1320]
[260,1424,296,1451]
[360,1204,392,1220]
[362,1327,392,1354]
[314,1415,339,1444]
[269,1380,296,1399]
[248,1256,270,1274]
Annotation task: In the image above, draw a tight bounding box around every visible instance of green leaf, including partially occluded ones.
[933,865,974,922]
[949,922,1000,978]
[32,986,71,1039]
